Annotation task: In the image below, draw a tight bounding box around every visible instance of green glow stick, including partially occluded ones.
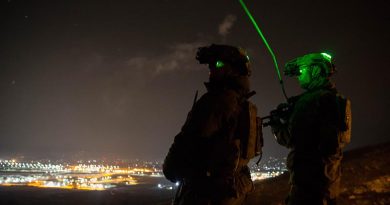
[239,0,288,100]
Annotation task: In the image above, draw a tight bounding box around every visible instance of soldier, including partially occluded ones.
[269,53,351,205]
[163,44,261,205]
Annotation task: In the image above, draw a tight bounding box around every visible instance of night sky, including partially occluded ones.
[1,0,389,160]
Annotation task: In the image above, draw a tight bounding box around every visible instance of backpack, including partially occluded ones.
[237,99,263,161]
[337,95,352,148]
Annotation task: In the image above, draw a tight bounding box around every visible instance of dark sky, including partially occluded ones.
[1,0,389,160]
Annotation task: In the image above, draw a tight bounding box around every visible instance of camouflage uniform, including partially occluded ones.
[272,83,346,205]
[163,76,254,205]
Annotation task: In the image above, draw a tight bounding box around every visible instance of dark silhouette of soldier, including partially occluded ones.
[269,53,351,205]
[163,44,260,205]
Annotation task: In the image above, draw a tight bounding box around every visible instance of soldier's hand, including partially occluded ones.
[268,109,283,127]
[276,103,289,113]
[276,103,292,122]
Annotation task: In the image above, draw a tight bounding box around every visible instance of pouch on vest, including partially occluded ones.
[337,95,352,148]
[238,101,263,159]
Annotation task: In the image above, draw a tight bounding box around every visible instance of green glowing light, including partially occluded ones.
[321,53,332,60]
[298,65,308,75]
[216,61,224,68]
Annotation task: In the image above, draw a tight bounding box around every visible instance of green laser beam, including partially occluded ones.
[238,0,281,81]
[239,0,288,100]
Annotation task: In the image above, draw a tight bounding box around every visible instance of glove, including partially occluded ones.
[276,103,291,124]
[269,103,290,125]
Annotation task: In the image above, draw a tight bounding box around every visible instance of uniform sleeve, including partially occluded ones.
[163,132,193,182]
[318,93,340,157]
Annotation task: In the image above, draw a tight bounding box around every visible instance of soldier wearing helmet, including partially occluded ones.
[163,44,260,205]
[284,53,336,90]
[269,53,351,205]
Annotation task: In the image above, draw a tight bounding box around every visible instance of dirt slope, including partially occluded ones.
[245,142,390,205]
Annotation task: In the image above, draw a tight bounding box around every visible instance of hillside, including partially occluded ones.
[245,142,390,205]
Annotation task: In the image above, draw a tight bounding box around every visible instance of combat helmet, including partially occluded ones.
[196,44,251,76]
[284,53,336,77]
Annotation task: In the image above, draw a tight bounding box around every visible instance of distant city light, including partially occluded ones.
[0,156,287,191]
[0,159,163,190]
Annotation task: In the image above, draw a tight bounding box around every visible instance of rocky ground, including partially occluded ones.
[245,142,390,205]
